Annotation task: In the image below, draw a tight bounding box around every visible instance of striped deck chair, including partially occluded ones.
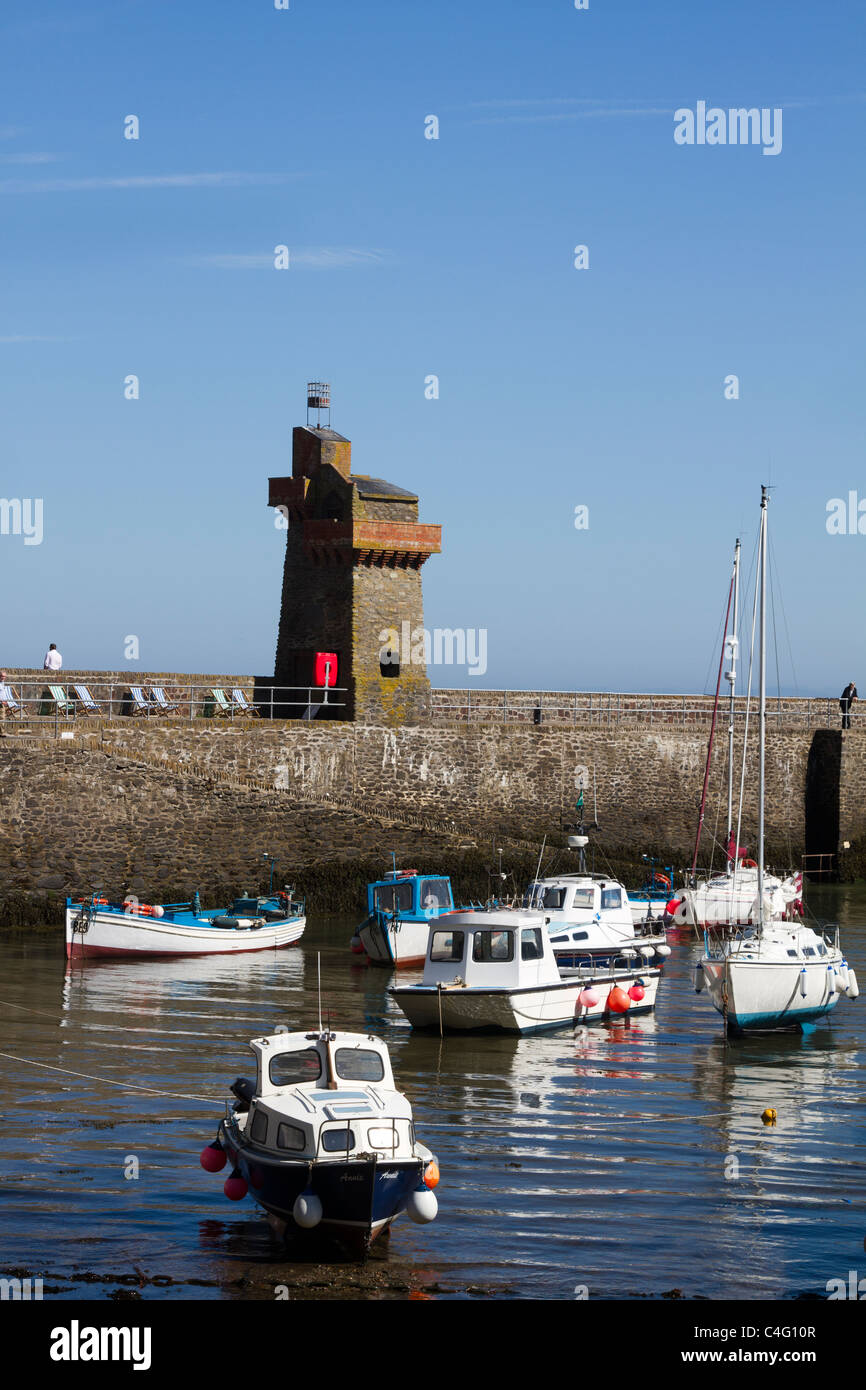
[73,684,102,714]
[231,688,259,717]
[47,684,76,716]
[0,683,22,718]
[210,688,233,717]
[150,687,181,714]
[129,686,159,716]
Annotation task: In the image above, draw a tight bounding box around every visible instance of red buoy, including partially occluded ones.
[628,983,646,1002]
[224,1169,248,1201]
[200,1141,227,1173]
[665,898,682,918]
[608,986,631,1014]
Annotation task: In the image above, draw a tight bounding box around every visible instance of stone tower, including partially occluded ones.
[269,385,442,723]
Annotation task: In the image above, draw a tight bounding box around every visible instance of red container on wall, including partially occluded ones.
[314,652,337,687]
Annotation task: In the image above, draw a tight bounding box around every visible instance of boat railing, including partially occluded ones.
[0,681,349,727]
[314,1118,401,1161]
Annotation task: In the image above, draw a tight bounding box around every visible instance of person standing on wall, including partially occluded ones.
[840,680,858,730]
[43,643,62,671]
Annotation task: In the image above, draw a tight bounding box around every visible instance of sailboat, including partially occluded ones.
[697,488,859,1033]
[669,536,801,930]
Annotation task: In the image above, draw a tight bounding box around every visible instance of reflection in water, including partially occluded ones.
[0,897,864,1300]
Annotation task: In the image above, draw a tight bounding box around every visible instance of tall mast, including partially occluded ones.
[725,539,741,869]
[757,489,768,934]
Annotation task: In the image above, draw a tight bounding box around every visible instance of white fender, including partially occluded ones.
[293,1192,323,1229]
[846,969,859,999]
[693,962,704,993]
[799,967,808,998]
[406,1187,438,1224]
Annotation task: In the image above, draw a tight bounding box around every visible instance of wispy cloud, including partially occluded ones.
[195,247,387,271]
[0,171,292,194]
[0,152,58,165]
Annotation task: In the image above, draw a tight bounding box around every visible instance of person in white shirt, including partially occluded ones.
[43,644,63,671]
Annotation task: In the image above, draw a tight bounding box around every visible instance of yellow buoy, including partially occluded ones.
[761,1108,777,1125]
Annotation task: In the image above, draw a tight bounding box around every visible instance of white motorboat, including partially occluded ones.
[670,867,802,929]
[200,1025,439,1251]
[522,873,670,967]
[697,487,858,1033]
[66,889,305,959]
[390,908,661,1034]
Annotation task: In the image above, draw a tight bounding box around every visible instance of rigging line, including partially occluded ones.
[700,583,731,696]
[734,533,761,888]
[692,564,735,877]
[768,532,800,697]
[0,1051,225,1105]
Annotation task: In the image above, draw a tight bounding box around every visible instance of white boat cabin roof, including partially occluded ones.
[524,874,630,914]
[420,909,563,989]
[248,1028,397,1098]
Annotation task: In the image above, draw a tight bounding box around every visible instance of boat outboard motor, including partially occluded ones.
[230,1077,256,1112]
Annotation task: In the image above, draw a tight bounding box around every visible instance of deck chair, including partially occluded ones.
[150,687,181,714]
[210,688,233,717]
[47,684,76,716]
[129,686,159,716]
[73,684,102,714]
[0,683,22,718]
[231,688,259,717]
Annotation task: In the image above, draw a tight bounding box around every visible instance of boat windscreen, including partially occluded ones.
[269,1047,322,1086]
[418,877,453,914]
[373,880,414,914]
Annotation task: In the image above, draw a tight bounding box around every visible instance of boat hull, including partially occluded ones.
[701,957,841,1032]
[220,1122,425,1251]
[392,970,660,1034]
[358,916,428,968]
[66,908,305,959]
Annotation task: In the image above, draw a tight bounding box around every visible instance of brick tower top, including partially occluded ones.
[270,386,442,723]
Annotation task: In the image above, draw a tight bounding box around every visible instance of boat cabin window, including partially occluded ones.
[787,950,797,957]
[521,927,544,960]
[321,1128,355,1153]
[803,947,815,956]
[334,1047,385,1082]
[472,930,514,963]
[430,929,465,962]
[269,1047,322,1087]
[601,888,623,910]
[523,883,567,910]
[373,880,414,914]
[572,930,589,942]
[250,1109,269,1144]
[419,877,453,915]
[571,888,596,909]
[818,943,827,956]
[368,1125,399,1153]
[277,1123,306,1151]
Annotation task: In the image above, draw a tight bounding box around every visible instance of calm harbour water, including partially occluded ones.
[0,885,864,1302]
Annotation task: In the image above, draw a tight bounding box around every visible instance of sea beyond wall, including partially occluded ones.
[1,689,863,923]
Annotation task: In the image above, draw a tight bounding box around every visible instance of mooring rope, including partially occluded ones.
[0,1050,224,1105]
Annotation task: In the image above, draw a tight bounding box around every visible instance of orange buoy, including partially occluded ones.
[608,986,631,1013]
[423,1160,440,1189]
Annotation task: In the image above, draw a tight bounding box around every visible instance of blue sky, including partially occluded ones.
[1,0,864,695]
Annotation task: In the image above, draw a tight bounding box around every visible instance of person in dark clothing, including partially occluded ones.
[840,681,858,729]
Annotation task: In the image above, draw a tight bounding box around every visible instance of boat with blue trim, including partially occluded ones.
[353,869,459,968]
[523,872,671,969]
[66,888,305,959]
[200,1026,439,1252]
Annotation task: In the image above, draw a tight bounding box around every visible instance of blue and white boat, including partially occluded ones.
[354,870,458,968]
[522,873,670,969]
[201,1025,439,1252]
[66,889,305,959]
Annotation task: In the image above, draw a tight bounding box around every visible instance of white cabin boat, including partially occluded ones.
[523,874,670,967]
[200,1026,439,1251]
[670,867,802,929]
[390,909,661,1034]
